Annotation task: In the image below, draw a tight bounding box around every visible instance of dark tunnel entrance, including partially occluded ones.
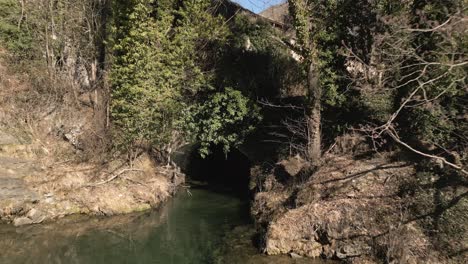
[186,145,251,196]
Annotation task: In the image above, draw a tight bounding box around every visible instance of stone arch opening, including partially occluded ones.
[185,145,252,195]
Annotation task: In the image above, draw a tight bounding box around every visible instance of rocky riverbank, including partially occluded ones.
[250,153,467,263]
[0,129,184,226]
[0,51,185,226]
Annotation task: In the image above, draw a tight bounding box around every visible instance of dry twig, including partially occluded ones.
[87,168,143,187]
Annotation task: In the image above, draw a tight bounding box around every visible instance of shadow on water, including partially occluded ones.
[186,145,252,199]
[0,188,250,264]
[183,146,333,264]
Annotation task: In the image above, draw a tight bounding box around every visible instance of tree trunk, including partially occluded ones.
[306,62,322,164]
[95,0,111,133]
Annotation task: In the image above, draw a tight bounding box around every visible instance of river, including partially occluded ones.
[0,185,329,264]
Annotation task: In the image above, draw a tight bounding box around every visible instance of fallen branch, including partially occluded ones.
[258,99,304,110]
[87,168,143,187]
[387,130,467,175]
[47,159,73,168]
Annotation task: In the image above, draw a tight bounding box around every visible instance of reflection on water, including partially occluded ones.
[0,187,329,264]
[0,187,248,264]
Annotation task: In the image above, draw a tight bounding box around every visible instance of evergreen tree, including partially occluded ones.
[110,0,162,152]
[288,0,344,163]
[110,0,239,159]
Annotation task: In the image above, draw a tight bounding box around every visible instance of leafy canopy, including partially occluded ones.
[181,88,262,157]
[110,0,230,152]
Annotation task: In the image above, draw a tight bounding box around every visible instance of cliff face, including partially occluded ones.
[259,2,290,25]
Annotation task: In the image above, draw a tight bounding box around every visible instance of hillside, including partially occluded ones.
[0,0,467,263]
[259,1,289,25]
[0,53,183,225]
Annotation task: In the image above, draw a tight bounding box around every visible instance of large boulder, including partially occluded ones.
[276,155,309,178]
[12,208,46,226]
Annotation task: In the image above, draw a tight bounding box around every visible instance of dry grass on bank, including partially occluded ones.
[252,152,467,263]
[0,48,184,226]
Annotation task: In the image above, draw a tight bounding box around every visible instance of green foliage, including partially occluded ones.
[110,0,229,152]
[110,0,162,148]
[340,0,468,170]
[389,0,466,161]
[181,88,262,157]
[0,0,34,56]
[289,0,344,106]
[361,90,394,123]
[218,13,303,99]
[231,15,279,54]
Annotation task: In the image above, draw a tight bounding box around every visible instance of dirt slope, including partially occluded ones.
[0,50,184,226]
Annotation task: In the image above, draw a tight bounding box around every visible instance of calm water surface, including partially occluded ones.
[0,186,328,264]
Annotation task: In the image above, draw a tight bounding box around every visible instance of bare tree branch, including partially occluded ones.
[387,129,467,175]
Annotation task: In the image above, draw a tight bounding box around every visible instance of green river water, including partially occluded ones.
[0,186,329,264]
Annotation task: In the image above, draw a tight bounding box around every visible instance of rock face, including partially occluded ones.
[251,154,462,263]
[0,131,19,145]
[12,217,33,226]
[0,128,184,226]
[12,208,45,226]
[276,155,309,179]
[259,2,290,25]
[0,132,41,224]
